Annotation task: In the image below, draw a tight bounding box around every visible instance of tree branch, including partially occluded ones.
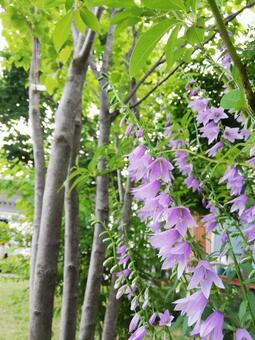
[207,0,255,113]
[128,2,255,110]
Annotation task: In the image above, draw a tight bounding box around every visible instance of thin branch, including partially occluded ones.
[89,57,100,79]
[75,7,103,62]
[208,0,255,113]
[129,2,255,110]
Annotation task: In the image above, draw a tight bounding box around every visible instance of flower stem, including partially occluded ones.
[207,0,255,114]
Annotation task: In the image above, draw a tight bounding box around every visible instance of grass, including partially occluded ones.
[0,275,60,340]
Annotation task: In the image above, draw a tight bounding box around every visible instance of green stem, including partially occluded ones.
[207,0,255,114]
[225,230,255,327]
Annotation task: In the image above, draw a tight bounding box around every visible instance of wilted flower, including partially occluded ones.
[166,206,196,237]
[173,291,208,326]
[188,260,224,298]
[158,310,174,326]
[223,127,243,143]
[235,328,253,340]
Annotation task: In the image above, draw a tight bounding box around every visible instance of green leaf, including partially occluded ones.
[220,89,246,110]
[74,10,86,33]
[52,12,73,52]
[130,18,176,76]
[141,0,185,11]
[186,25,204,45]
[65,0,74,10]
[247,291,255,318]
[86,0,135,8]
[165,24,180,70]
[239,300,247,323]
[80,7,100,33]
[58,45,73,63]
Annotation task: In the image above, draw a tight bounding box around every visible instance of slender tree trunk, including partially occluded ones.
[29,37,46,302]
[78,21,115,340]
[29,25,97,339]
[59,114,81,340]
[102,177,132,340]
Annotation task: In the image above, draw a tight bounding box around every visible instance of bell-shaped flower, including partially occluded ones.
[158,310,174,327]
[149,229,180,252]
[173,291,208,326]
[148,157,174,183]
[191,311,224,340]
[199,122,220,145]
[128,326,146,340]
[235,328,253,340]
[160,241,191,278]
[166,206,196,237]
[188,260,224,298]
[132,180,160,201]
[227,195,248,216]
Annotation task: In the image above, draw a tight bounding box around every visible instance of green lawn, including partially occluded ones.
[0,275,60,340]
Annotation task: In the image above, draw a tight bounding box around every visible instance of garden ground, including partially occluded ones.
[0,275,60,340]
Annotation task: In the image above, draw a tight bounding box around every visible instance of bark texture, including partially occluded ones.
[78,21,115,340]
[59,114,81,340]
[29,37,46,299]
[29,25,97,339]
[102,177,132,340]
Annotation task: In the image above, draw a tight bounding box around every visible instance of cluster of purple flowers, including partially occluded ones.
[189,93,248,155]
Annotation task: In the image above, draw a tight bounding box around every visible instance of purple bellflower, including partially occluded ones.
[184,175,201,193]
[189,98,208,113]
[148,157,174,183]
[227,195,248,216]
[166,206,196,237]
[244,224,255,242]
[148,313,157,325]
[159,241,191,278]
[138,192,172,224]
[126,124,134,136]
[202,213,217,232]
[128,326,146,340]
[128,153,152,182]
[206,141,224,157]
[223,127,243,143]
[199,122,220,144]
[209,107,228,123]
[149,229,180,251]
[188,260,224,298]
[191,311,224,340]
[132,180,160,201]
[173,291,208,326]
[158,310,174,327]
[235,328,253,340]
[129,314,140,333]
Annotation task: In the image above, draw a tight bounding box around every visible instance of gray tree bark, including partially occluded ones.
[29,37,46,303]
[59,113,81,340]
[29,22,99,340]
[78,20,115,340]
[102,177,132,340]
[102,31,138,339]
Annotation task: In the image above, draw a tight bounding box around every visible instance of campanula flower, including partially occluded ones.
[166,206,196,237]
